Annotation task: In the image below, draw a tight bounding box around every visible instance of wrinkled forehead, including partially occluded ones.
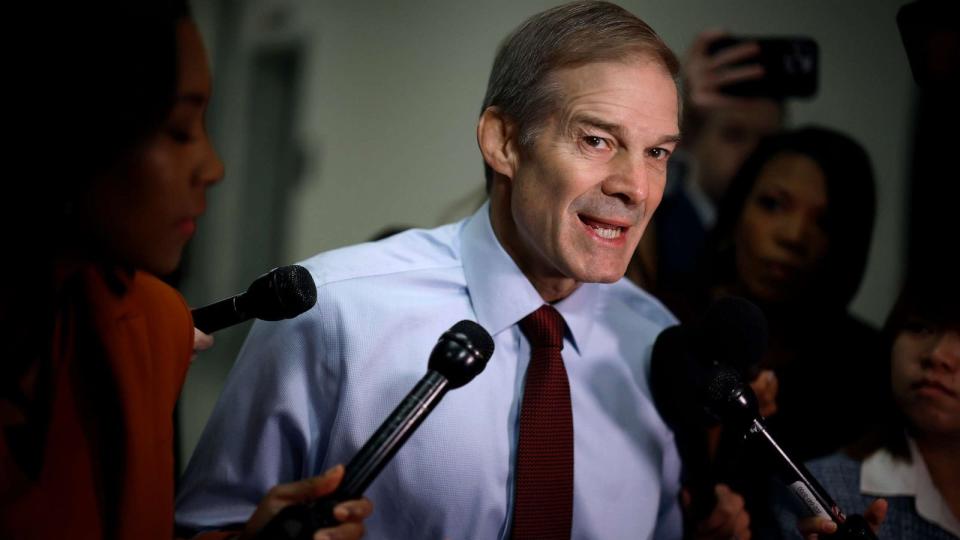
[542,53,681,121]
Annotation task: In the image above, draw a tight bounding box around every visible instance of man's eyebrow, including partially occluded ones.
[566,114,626,140]
[653,133,682,146]
[566,114,681,147]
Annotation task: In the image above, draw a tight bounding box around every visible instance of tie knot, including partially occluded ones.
[519,305,565,349]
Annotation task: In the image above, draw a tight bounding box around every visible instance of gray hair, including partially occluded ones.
[481,1,680,190]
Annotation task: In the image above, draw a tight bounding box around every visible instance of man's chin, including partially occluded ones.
[572,266,628,285]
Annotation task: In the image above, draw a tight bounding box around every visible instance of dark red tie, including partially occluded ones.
[511,305,573,540]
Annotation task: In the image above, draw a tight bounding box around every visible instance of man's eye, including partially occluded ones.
[648,147,670,160]
[582,135,607,149]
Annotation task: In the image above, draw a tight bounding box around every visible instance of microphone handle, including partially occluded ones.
[192,294,247,334]
[746,419,877,540]
[340,370,450,496]
[255,370,451,540]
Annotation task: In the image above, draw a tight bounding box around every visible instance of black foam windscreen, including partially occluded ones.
[650,296,769,428]
[244,264,318,321]
[695,296,768,376]
[449,320,495,361]
[428,320,495,389]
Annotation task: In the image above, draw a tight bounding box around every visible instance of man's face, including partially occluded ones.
[492,57,679,300]
[693,99,782,204]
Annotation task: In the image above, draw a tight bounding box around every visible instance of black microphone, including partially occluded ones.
[694,296,768,379]
[650,296,768,520]
[705,366,877,540]
[191,265,317,333]
[256,320,495,540]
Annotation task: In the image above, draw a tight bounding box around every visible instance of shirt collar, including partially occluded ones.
[860,436,960,536]
[460,202,597,353]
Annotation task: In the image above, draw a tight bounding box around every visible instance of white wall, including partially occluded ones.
[180,0,914,465]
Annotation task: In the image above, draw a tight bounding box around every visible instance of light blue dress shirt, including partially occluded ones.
[176,203,683,539]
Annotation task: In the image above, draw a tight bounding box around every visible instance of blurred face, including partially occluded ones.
[891,319,960,438]
[84,20,224,276]
[491,57,679,300]
[734,153,829,304]
[693,100,782,203]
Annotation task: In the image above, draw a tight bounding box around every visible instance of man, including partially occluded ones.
[177,2,748,538]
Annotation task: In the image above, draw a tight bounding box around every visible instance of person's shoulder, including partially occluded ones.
[129,270,190,313]
[806,451,862,490]
[79,267,190,333]
[808,451,860,471]
[130,269,191,333]
[604,278,679,330]
[107,270,193,395]
[301,221,465,288]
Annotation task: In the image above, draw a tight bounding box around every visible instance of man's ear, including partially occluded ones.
[477,106,520,180]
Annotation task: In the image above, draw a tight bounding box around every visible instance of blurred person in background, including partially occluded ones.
[773,267,959,539]
[0,2,370,539]
[701,126,880,460]
[684,126,881,536]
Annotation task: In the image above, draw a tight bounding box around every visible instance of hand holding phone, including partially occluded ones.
[706,35,818,99]
[684,30,766,109]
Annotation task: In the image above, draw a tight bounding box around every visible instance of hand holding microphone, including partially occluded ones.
[255,320,495,540]
[652,297,881,539]
[650,296,768,522]
[237,465,372,540]
[703,365,881,539]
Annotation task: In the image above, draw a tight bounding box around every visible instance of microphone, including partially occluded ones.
[705,366,877,539]
[650,296,768,520]
[694,296,768,379]
[256,319,495,540]
[191,265,317,333]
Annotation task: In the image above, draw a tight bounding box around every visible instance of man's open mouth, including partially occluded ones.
[579,215,627,240]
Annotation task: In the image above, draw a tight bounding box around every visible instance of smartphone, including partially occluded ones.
[707,36,819,99]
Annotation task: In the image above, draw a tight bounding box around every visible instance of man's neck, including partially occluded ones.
[488,188,579,303]
[527,276,579,303]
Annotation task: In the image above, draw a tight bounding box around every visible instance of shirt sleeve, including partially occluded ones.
[175,302,338,534]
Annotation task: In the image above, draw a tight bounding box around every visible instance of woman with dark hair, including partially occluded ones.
[774,269,959,539]
[700,125,882,460]
[660,126,885,537]
[1,2,370,539]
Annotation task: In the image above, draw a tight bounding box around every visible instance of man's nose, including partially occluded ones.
[601,154,648,205]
